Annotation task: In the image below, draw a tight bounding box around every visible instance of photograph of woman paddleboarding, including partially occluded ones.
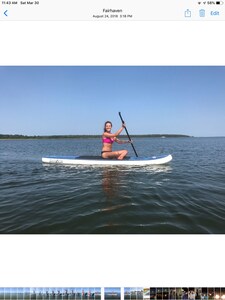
[101,121,131,160]
[1,66,225,234]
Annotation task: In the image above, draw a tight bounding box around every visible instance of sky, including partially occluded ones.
[0,66,224,137]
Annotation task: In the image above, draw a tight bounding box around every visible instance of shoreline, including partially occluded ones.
[0,134,192,140]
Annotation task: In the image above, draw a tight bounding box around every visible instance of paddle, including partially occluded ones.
[118,112,138,157]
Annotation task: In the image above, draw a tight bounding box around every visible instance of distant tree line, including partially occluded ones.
[0,134,191,139]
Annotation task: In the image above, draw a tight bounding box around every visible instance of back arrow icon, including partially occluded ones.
[4,10,8,16]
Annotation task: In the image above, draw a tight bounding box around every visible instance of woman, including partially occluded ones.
[101,121,131,160]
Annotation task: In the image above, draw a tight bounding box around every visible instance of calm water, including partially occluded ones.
[0,137,225,233]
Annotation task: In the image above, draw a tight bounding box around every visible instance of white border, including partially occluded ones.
[1,235,225,287]
[1,21,225,66]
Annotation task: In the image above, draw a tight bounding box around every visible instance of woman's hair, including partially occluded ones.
[104,121,112,132]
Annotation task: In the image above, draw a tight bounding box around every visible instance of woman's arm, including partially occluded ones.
[115,138,132,144]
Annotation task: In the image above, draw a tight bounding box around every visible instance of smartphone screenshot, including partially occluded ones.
[0,0,225,295]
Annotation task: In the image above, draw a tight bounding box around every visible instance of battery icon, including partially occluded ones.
[216,1,223,4]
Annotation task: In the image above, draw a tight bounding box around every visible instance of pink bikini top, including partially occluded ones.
[102,137,114,144]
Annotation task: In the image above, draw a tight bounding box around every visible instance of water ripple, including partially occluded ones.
[1,138,225,233]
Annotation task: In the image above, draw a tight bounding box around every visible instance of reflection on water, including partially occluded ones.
[101,165,172,198]
[102,168,121,199]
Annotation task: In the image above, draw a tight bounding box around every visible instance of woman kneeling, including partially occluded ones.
[101,121,131,160]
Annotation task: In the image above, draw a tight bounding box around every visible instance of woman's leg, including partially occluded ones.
[117,150,128,160]
[102,150,128,160]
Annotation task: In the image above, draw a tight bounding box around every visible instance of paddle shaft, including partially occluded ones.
[118,112,138,157]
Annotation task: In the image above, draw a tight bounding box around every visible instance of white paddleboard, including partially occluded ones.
[42,154,172,166]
